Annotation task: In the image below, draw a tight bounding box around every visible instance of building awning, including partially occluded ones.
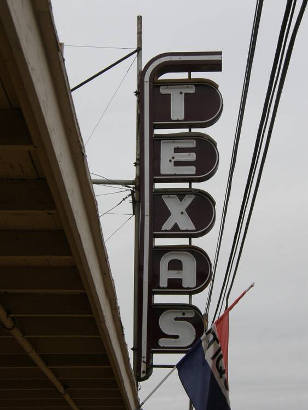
[0,0,138,408]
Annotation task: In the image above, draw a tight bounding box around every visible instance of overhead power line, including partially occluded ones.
[212,0,306,322]
[205,0,264,315]
[95,189,130,197]
[217,0,298,317]
[99,192,132,217]
[65,44,135,50]
[101,212,133,216]
[224,0,308,308]
[105,215,134,242]
[213,0,297,321]
[85,55,137,146]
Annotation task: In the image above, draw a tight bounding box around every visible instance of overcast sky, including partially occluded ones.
[51,1,308,409]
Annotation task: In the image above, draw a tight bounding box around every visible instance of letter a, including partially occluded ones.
[160,251,196,288]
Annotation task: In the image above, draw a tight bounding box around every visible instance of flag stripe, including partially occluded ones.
[214,313,229,378]
[177,339,230,410]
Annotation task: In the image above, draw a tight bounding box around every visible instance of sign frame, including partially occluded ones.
[134,51,222,382]
[152,78,223,128]
[153,132,219,182]
[149,303,205,353]
[152,245,212,294]
[152,188,216,238]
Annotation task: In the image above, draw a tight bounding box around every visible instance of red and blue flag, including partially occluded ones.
[177,284,254,410]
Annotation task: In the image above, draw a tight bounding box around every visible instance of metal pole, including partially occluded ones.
[91,178,135,186]
[71,48,138,92]
[188,71,193,410]
[138,366,176,409]
[133,14,142,380]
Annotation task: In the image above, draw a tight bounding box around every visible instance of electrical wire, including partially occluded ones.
[71,48,138,92]
[213,0,296,321]
[65,44,135,50]
[217,0,298,317]
[105,215,134,242]
[99,192,132,217]
[100,212,134,216]
[224,0,308,308]
[95,189,130,197]
[205,0,264,315]
[212,0,302,322]
[85,55,137,146]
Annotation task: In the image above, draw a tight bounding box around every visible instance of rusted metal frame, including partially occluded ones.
[0,303,80,410]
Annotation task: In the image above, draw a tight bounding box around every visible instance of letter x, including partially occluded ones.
[161,195,196,231]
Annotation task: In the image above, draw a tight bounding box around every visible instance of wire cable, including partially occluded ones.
[225,0,308,307]
[212,0,301,321]
[213,0,296,320]
[65,44,135,50]
[71,48,138,92]
[85,55,137,146]
[205,0,264,315]
[101,212,134,216]
[105,215,134,242]
[95,189,130,197]
[99,192,132,217]
[218,0,298,316]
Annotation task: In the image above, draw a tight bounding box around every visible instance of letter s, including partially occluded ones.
[158,310,196,347]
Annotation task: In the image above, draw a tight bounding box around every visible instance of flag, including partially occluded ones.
[177,283,254,410]
[177,319,230,410]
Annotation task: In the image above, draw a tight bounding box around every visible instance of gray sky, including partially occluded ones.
[51,1,308,409]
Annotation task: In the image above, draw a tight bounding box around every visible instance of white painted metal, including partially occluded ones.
[158,309,196,347]
[161,194,195,231]
[160,84,195,120]
[159,251,196,288]
[160,139,196,175]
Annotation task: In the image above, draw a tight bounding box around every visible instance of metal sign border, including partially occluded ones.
[153,132,219,182]
[135,51,222,382]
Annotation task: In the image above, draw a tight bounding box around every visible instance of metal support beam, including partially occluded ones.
[91,178,135,186]
[71,48,138,92]
[0,303,80,410]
